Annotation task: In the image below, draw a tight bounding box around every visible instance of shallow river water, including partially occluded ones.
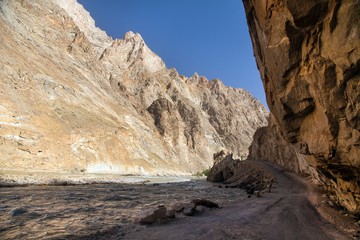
[0,179,246,239]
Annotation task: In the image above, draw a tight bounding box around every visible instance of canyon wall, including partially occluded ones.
[0,0,268,177]
[243,0,359,212]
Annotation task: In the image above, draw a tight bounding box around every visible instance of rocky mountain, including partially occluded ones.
[0,0,267,176]
[243,0,359,212]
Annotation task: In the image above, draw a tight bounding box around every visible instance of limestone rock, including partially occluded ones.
[207,152,275,194]
[243,0,360,212]
[0,0,267,178]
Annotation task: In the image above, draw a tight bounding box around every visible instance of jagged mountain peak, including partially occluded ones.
[55,0,112,53]
[0,0,268,177]
[123,31,144,42]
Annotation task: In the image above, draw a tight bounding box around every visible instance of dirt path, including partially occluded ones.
[123,161,352,240]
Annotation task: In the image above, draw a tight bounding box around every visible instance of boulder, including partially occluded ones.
[207,152,275,194]
[207,151,239,182]
[138,206,167,224]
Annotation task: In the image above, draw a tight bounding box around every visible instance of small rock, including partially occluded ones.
[166,210,175,219]
[195,205,205,212]
[139,206,167,224]
[190,199,219,208]
[183,203,196,216]
[10,207,27,217]
[170,202,186,213]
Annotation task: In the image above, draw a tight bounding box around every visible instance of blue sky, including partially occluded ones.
[78,0,267,107]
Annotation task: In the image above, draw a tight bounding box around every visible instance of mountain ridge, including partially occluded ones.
[0,0,267,177]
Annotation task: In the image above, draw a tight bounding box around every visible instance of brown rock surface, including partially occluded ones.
[138,206,168,225]
[207,151,239,182]
[243,0,360,212]
[190,199,220,208]
[248,113,305,173]
[0,0,268,178]
[207,152,275,194]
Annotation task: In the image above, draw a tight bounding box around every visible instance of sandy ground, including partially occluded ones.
[123,161,358,240]
[0,161,358,239]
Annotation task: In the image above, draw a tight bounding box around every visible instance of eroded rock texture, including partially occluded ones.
[0,0,268,177]
[207,151,275,195]
[243,0,359,212]
[248,114,303,173]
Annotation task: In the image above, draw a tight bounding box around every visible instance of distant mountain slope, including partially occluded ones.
[0,0,267,176]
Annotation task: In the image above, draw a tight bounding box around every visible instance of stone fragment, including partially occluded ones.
[190,199,219,208]
[170,202,186,213]
[138,206,167,224]
[183,203,196,216]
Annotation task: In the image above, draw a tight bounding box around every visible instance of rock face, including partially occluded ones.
[207,152,275,195]
[207,151,239,183]
[248,114,305,173]
[0,0,267,176]
[243,0,360,212]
